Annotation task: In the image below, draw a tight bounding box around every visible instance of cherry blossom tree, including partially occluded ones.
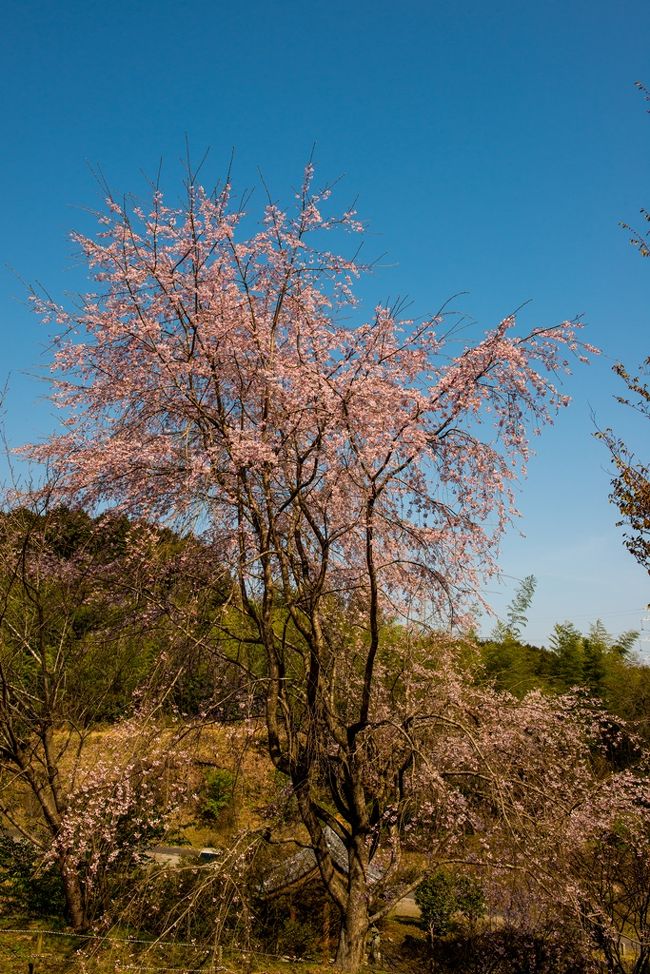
[568,771,650,974]
[27,165,596,969]
[410,677,650,973]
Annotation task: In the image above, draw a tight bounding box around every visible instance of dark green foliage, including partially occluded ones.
[415,870,486,942]
[432,926,589,974]
[481,637,549,695]
[201,769,235,821]
[415,872,457,938]
[170,652,218,716]
[548,622,584,688]
[0,833,66,919]
[480,615,650,744]
[0,504,234,725]
[483,573,645,716]
[170,655,249,719]
[254,885,338,958]
[0,505,154,726]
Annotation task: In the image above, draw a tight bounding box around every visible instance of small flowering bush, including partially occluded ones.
[45,718,193,922]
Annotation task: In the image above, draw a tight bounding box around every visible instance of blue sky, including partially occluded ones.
[1,0,648,649]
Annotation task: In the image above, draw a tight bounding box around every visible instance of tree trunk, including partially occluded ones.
[335,903,368,972]
[334,845,369,972]
[60,863,87,931]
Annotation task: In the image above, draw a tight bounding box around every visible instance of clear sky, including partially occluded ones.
[1,0,648,650]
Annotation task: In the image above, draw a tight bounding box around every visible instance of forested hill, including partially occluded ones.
[479,624,649,732]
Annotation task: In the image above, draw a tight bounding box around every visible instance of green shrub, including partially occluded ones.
[201,769,235,821]
[0,832,66,920]
[415,869,486,943]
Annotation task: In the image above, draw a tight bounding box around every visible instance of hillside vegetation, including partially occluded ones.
[0,508,648,973]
